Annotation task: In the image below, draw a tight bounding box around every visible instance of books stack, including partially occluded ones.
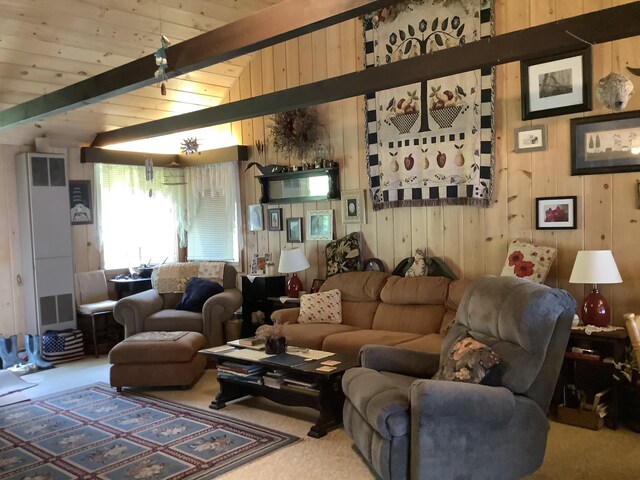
[227,337,265,350]
[263,369,288,389]
[217,361,264,385]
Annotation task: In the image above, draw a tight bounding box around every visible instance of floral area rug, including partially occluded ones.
[0,383,298,479]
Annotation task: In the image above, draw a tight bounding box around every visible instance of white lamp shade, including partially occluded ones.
[278,248,310,274]
[569,250,622,284]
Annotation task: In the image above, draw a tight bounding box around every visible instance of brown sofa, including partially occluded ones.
[113,264,242,347]
[270,271,468,357]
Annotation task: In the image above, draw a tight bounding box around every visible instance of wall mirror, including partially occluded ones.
[258,167,339,204]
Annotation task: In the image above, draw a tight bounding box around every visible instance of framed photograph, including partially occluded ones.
[341,189,366,224]
[514,125,547,153]
[535,196,577,230]
[249,252,272,274]
[310,279,325,294]
[69,180,93,225]
[306,209,334,241]
[571,110,640,176]
[286,217,303,243]
[521,48,592,120]
[267,208,283,231]
[248,204,263,231]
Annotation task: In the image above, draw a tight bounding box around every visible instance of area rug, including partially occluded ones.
[0,383,298,479]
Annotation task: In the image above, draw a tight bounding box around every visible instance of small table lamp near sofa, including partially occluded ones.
[279,247,310,298]
[569,250,622,327]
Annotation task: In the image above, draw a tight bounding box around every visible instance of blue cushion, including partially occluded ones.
[175,277,223,312]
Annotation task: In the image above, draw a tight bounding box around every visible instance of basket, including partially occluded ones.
[390,113,419,134]
[429,105,462,129]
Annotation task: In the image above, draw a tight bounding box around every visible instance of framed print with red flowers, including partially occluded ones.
[535,196,577,230]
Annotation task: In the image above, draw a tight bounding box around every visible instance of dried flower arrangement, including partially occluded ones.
[269,108,318,160]
[255,323,285,340]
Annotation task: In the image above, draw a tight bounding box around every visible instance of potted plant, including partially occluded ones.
[255,323,287,355]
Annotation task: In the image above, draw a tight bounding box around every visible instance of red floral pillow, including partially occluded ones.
[298,289,342,324]
[500,240,556,283]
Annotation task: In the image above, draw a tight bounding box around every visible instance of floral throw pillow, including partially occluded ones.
[298,289,342,324]
[405,249,427,277]
[500,240,556,283]
[326,232,362,277]
[433,333,502,384]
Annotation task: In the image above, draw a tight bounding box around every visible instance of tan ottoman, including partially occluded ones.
[109,331,207,391]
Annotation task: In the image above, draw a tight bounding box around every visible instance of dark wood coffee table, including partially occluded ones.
[201,348,357,438]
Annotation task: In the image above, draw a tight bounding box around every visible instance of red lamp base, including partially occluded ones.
[287,273,304,298]
[581,288,611,327]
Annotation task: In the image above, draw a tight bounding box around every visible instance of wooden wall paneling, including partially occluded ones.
[298,34,314,87]
[0,147,14,334]
[528,0,558,283]
[582,0,614,312]
[462,207,484,279]
[271,43,288,166]
[340,20,363,237]
[553,0,586,298]
[442,205,463,279]
[326,23,345,160]
[353,18,377,263]
[505,0,532,245]
[481,0,509,276]
[425,206,442,264]
[237,66,255,274]
[610,9,640,322]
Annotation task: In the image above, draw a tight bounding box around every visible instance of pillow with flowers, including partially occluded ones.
[500,240,556,283]
[432,333,502,384]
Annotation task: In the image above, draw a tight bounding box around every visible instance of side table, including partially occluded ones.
[553,326,629,429]
[240,275,286,337]
[109,277,152,299]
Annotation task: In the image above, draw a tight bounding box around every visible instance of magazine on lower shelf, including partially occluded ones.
[217,372,263,385]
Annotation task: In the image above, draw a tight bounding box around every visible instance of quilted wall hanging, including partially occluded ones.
[364,0,495,210]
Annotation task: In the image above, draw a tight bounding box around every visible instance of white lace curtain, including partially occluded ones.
[185,161,244,256]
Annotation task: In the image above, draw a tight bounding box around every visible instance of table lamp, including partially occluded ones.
[278,247,310,298]
[569,250,622,327]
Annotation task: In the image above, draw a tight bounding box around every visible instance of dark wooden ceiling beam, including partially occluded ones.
[90,2,640,148]
[0,0,395,131]
[80,145,248,166]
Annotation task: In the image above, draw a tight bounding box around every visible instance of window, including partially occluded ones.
[95,164,186,269]
[185,162,243,262]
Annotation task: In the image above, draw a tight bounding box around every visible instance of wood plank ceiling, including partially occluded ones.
[0,0,280,146]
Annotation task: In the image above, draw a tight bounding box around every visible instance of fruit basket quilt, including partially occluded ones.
[363,0,495,210]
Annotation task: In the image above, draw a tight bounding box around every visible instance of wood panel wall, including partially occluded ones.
[0,0,639,338]
[234,0,640,326]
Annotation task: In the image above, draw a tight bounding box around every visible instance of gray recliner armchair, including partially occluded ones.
[113,264,242,347]
[342,275,576,480]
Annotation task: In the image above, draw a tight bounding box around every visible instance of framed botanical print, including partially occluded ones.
[268,208,283,231]
[306,210,334,241]
[571,110,640,175]
[286,217,303,243]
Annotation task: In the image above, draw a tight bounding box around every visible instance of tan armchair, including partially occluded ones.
[113,264,242,347]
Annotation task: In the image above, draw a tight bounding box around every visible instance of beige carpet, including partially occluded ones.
[17,357,640,480]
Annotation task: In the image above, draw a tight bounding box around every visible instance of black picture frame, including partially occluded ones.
[69,180,93,225]
[267,208,283,231]
[286,217,303,243]
[521,48,592,120]
[571,110,640,175]
[535,196,577,230]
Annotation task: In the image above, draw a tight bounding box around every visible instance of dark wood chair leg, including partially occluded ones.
[91,315,99,358]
